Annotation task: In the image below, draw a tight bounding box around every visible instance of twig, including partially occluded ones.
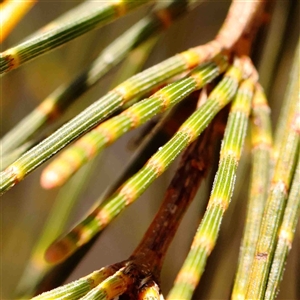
[0,0,197,153]
[0,0,266,195]
[33,89,223,299]
[167,62,256,300]
[246,59,300,299]
[40,55,228,189]
[265,156,300,299]
[232,84,272,299]
[44,59,244,265]
[0,0,152,74]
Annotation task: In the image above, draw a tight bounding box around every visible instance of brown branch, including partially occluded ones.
[215,0,267,56]
[129,108,226,282]
[89,108,227,300]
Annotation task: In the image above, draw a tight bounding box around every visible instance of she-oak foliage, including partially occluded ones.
[0,0,299,299]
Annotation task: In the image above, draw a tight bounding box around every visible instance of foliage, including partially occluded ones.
[1,1,299,299]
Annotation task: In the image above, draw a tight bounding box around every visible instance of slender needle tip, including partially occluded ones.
[40,170,61,189]
[45,240,70,264]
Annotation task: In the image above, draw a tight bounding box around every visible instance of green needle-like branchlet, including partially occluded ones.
[2,1,292,298]
[15,158,101,298]
[246,79,300,299]
[41,55,229,189]
[0,0,196,154]
[232,85,272,299]
[15,41,157,297]
[167,74,255,300]
[33,95,220,300]
[265,156,300,299]
[260,44,300,299]
[0,41,222,195]
[79,266,133,300]
[44,58,244,265]
[31,265,121,300]
[0,0,265,195]
[272,41,299,166]
[0,0,152,74]
[0,141,33,170]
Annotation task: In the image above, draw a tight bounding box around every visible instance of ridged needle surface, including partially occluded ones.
[0,0,194,153]
[0,41,221,195]
[0,0,152,74]
[31,266,118,300]
[167,75,255,300]
[232,85,272,299]
[41,55,228,189]
[44,59,244,265]
[265,156,300,299]
[246,76,299,299]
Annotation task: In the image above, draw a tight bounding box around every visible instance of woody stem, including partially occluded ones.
[131,114,223,277]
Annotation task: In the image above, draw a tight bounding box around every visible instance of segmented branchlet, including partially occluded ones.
[33,91,221,300]
[246,78,300,299]
[1,141,33,171]
[272,41,300,167]
[15,158,103,298]
[32,263,134,300]
[30,106,199,293]
[0,0,266,195]
[265,156,300,299]
[0,41,222,195]
[3,0,290,298]
[15,40,158,298]
[1,0,263,74]
[261,44,300,299]
[0,0,153,74]
[93,99,196,205]
[167,72,256,300]
[44,58,244,265]
[214,1,264,50]
[40,55,229,189]
[31,264,122,300]
[0,0,197,154]
[79,266,134,300]
[232,85,272,299]
[1,0,36,43]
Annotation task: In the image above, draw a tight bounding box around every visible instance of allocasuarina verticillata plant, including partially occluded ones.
[1,0,299,299]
